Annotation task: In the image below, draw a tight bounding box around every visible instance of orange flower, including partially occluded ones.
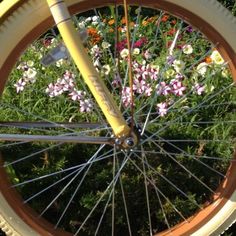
[161,15,169,22]
[129,21,135,28]
[87,28,101,45]
[142,20,148,26]
[121,16,126,25]
[167,28,176,36]
[147,16,156,23]
[205,56,213,64]
[109,28,114,33]
[108,19,115,25]
[171,20,177,25]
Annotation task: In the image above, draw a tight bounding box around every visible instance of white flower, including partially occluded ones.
[14,79,26,93]
[92,21,99,26]
[210,50,224,65]
[173,59,185,73]
[133,48,140,55]
[27,60,34,67]
[93,58,101,67]
[102,65,111,75]
[120,48,129,58]
[78,21,86,29]
[23,68,37,83]
[92,16,100,22]
[196,62,208,75]
[182,44,193,55]
[90,45,101,57]
[56,59,66,67]
[165,69,175,79]
[101,41,111,49]
[80,99,93,112]
[85,17,91,23]
[222,68,229,78]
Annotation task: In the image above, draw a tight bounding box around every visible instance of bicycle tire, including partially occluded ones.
[0,0,236,235]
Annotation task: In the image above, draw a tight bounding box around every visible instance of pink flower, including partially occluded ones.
[133,78,146,94]
[69,90,85,101]
[116,39,127,52]
[157,102,168,117]
[45,83,56,97]
[148,67,159,80]
[194,83,205,95]
[170,79,186,96]
[122,87,132,107]
[144,50,152,60]
[156,82,171,96]
[134,37,148,48]
[144,85,153,97]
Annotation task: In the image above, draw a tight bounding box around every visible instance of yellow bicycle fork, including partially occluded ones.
[46,0,131,139]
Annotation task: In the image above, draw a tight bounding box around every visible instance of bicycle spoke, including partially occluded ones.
[129,156,187,222]
[146,132,228,178]
[141,146,153,236]
[145,135,216,193]
[132,153,202,210]
[74,153,130,235]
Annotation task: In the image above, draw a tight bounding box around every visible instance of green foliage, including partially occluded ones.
[0,3,235,236]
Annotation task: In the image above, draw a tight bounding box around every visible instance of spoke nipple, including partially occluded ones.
[125,137,135,147]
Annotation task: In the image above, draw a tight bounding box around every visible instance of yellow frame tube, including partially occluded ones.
[46,0,130,137]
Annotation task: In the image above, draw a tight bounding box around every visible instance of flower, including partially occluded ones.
[122,87,132,107]
[196,62,208,75]
[144,50,152,60]
[92,16,99,22]
[78,21,86,29]
[101,41,111,49]
[170,79,186,96]
[194,83,205,95]
[102,65,111,75]
[133,48,140,55]
[80,99,93,112]
[164,69,176,79]
[210,50,224,65]
[14,79,26,93]
[90,45,102,58]
[134,37,148,48]
[45,83,56,97]
[172,59,185,73]
[182,44,193,55]
[23,68,37,83]
[161,15,169,22]
[205,56,212,64]
[112,75,122,88]
[26,60,34,67]
[133,78,146,94]
[156,82,171,96]
[69,90,85,101]
[120,48,129,58]
[108,18,115,25]
[85,17,92,23]
[87,27,101,45]
[157,102,168,117]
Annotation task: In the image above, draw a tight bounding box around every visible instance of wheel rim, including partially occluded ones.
[0,1,236,235]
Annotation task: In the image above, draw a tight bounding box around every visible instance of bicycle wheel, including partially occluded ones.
[0,0,236,235]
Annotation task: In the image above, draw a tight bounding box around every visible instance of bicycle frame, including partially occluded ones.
[47,0,131,138]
